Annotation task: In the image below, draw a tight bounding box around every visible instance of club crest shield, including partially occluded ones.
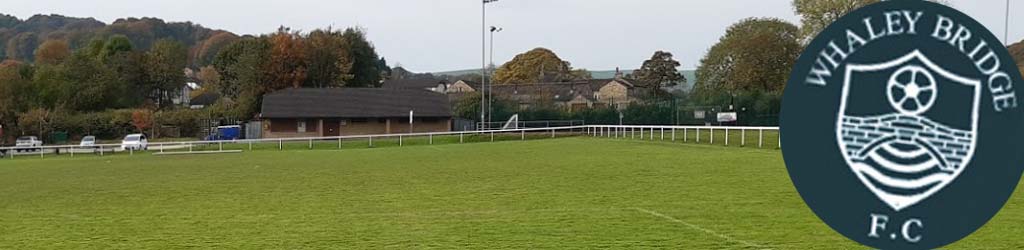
[780,0,1024,249]
[837,50,981,211]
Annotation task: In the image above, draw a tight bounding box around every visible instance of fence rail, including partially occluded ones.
[0,125,779,160]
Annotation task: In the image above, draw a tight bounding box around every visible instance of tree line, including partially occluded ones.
[0,22,387,142]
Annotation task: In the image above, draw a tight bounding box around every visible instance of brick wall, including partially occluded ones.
[840,114,971,168]
[265,117,452,138]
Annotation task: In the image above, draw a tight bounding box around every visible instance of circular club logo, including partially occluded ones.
[780,0,1024,249]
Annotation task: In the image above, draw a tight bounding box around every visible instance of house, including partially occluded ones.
[189,92,220,109]
[485,78,640,111]
[260,88,452,138]
[447,80,481,93]
[381,78,449,93]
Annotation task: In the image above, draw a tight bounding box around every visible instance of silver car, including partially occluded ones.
[80,136,97,148]
[15,136,43,152]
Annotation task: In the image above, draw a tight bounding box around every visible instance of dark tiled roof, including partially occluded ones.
[381,78,448,90]
[189,92,220,106]
[261,88,452,118]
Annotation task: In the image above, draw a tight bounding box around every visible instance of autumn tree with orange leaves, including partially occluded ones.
[268,27,308,89]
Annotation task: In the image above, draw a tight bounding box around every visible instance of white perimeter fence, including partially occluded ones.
[0,125,779,160]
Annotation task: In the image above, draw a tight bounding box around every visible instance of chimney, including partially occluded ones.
[614,67,624,79]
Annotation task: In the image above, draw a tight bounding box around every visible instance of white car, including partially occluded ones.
[15,136,43,152]
[80,136,97,148]
[120,134,148,151]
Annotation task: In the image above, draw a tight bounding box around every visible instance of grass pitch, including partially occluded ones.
[1,136,1022,249]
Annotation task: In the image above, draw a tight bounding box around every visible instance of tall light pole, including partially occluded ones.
[1005,0,1010,45]
[489,26,502,126]
[481,0,498,130]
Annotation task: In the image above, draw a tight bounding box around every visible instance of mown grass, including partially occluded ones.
[0,136,1020,249]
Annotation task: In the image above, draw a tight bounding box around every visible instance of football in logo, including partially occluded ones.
[780,0,1024,249]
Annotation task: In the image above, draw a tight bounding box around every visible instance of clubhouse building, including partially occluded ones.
[259,88,453,138]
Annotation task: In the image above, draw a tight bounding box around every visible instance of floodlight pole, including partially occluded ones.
[480,0,498,130]
[489,26,502,127]
[1005,0,1011,45]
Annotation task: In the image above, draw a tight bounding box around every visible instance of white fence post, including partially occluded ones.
[399,135,403,147]
[725,128,729,146]
[369,136,374,147]
[660,128,664,140]
[741,129,746,147]
[308,139,312,149]
[491,132,495,142]
[429,134,433,145]
[338,138,343,149]
[279,139,282,150]
[521,130,525,140]
[220,141,224,151]
[696,128,700,143]
[710,128,714,144]
[759,129,764,148]
[460,133,464,143]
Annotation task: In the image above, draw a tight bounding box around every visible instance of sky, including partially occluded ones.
[5,0,1023,73]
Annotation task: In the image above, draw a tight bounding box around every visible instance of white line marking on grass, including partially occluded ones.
[631,207,770,250]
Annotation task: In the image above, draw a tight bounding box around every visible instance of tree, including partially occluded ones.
[17,108,50,137]
[492,47,574,84]
[33,40,70,65]
[6,32,41,61]
[570,68,592,81]
[0,60,32,125]
[378,57,392,80]
[304,28,353,88]
[191,31,239,67]
[793,0,947,43]
[100,35,134,61]
[268,27,307,89]
[144,39,188,108]
[212,37,272,98]
[629,51,685,95]
[211,37,273,117]
[342,27,381,87]
[1010,40,1024,76]
[792,0,877,43]
[198,66,221,92]
[693,18,801,100]
[130,109,154,133]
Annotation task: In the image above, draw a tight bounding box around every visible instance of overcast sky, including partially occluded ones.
[5,0,1023,72]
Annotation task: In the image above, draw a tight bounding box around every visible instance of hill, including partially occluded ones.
[0,13,237,67]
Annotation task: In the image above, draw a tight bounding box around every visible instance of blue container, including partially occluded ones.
[207,125,241,141]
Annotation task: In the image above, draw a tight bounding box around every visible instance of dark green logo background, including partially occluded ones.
[780,0,1024,249]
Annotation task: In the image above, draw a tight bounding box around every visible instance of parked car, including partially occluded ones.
[15,136,43,152]
[79,136,97,148]
[120,134,148,151]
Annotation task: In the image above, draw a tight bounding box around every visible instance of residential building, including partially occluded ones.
[381,78,449,93]
[260,88,452,138]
